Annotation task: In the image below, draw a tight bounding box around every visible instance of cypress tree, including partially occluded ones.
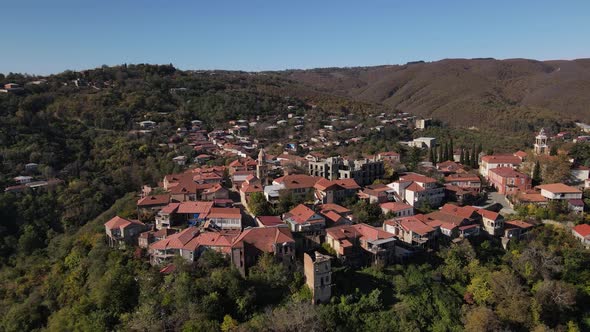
[471,144,477,168]
[465,147,471,166]
[449,138,454,161]
[532,160,542,185]
[460,148,465,164]
[430,147,436,165]
[438,144,443,162]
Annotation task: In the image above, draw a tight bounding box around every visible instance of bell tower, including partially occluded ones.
[256,148,268,184]
[534,128,549,155]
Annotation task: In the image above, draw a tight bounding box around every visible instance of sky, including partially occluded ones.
[2,0,589,75]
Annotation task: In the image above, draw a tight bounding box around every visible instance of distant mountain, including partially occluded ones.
[280,58,590,126]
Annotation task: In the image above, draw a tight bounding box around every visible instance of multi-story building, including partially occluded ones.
[104,216,147,248]
[388,173,445,208]
[308,156,384,186]
[304,251,332,304]
[488,167,531,195]
[231,227,296,276]
[479,155,522,178]
[325,223,397,266]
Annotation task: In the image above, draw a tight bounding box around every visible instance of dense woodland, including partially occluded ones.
[1,65,589,331]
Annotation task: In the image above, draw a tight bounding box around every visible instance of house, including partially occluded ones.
[256,216,284,227]
[318,203,353,219]
[380,202,414,217]
[444,184,479,205]
[415,118,431,130]
[478,209,505,236]
[273,174,321,200]
[479,155,522,178]
[155,203,181,229]
[138,228,177,249]
[425,205,480,237]
[206,208,242,230]
[444,173,482,192]
[325,223,397,266]
[377,151,401,163]
[502,220,534,248]
[513,190,548,207]
[536,183,582,201]
[149,227,238,265]
[104,216,148,248]
[319,209,351,227]
[14,176,33,184]
[137,194,170,218]
[283,204,326,233]
[201,184,229,201]
[488,167,531,195]
[436,161,465,175]
[175,201,214,227]
[358,184,391,204]
[304,251,332,304]
[388,172,445,208]
[571,165,590,184]
[383,216,437,248]
[173,156,187,166]
[231,227,296,276]
[239,175,264,207]
[408,137,436,149]
[572,224,590,249]
[139,120,157,129]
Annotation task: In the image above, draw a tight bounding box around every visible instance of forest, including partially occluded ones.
[0,65,589,331]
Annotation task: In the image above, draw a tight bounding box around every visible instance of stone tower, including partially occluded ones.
[534,128,549,155]
[304,251,332,304]
[256,148,268,184]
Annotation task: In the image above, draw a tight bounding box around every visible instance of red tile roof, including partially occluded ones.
[105,216,144,230]
[257,216,284,227]
[327,223,395,242]
[319,203,351,214]
[380,202,413,212]
[137,194,170,206]
[231,227,295,252]
[573,224,590,238]
[207,207,241,219]
[400,172,437,184]
[504,220,534,229]
[274,174,321,189]
[177,201,214,214]
[481,155,522,165]
[536,183,582,194]
[388,216,435,236]
[284,204,323,224]
[489,167,529,179]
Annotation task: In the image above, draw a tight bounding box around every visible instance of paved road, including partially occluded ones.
[486,192,516,215]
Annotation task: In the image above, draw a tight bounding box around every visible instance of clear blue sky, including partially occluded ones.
[2,0,589,75]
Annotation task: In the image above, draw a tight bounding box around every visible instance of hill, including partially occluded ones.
[281,58,590,126]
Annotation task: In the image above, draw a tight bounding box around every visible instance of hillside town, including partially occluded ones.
[103,117,590,304]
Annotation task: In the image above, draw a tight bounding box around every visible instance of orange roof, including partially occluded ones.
[314,178,344,191]
[149,227,200,250]
[257,216,284,227]
[406,182,425,192]
[105,216,144,230]
[400,172,437,184]
[505,220,534,229]
[477,209,501,221]
[321,210,346,224]
[207,207,241,219]
[333,178,361,190]
[231,227,295,252]
[284,204,323,224]
[388,216,435,236]
[177,201,214,214]
[319,203,351,214]
[440,204,479,219]
[481,155,522,164]
[514,151,528,158]
[137,194,170,206]
[182,230,239,252]
[160,203,181,214]
[327,223,394,242]
[489,167,529,178]
[536,183,582,194]
[274,174,321,189]
[573,224,590,237]
[445,173,481,183]
[380,202,413,212]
